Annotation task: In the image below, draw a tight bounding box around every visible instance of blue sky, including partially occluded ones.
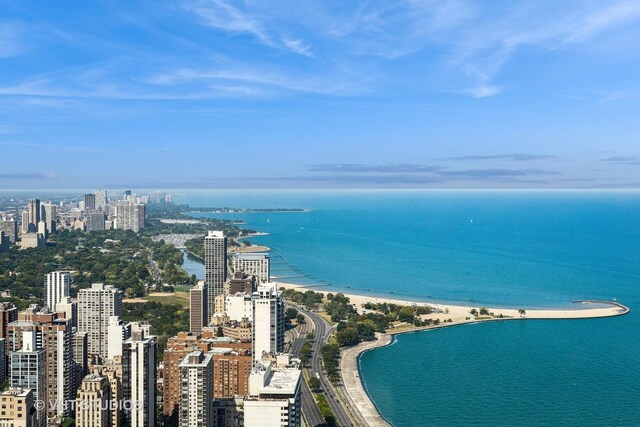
[1,1,639,189]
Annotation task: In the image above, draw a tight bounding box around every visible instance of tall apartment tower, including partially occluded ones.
[72,332,88,392]
[20,211,29,234]
[45,271,71,312]
[244,356,301,427]
[252,283,285,364]
[161,332,203,417]
[78,283,123,362]
[10,331,46,427]
[27,199,41,232]
[75,374,112,427]
[178,350,213,427]
[107,316,132,360]
[0,219,18,243]
[232,253,271,283]
[95,190,108,212]
[85,211,105,232]
[123,331,157,427]
[83,194,96,212]
[204,231,227,318]
[7,310,74,425]
[42,203,57,234]
[0,302,18,343]
[189,281,208,334]
[56,297,77,329]
[114,203,145,233]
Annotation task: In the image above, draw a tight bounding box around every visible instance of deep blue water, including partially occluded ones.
[182,190,640,426]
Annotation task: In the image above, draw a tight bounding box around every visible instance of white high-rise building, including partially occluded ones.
[252,283,285,364]
[232,253,270,283]
[178,350,213,427]
[45,271,71,312]
[107,316,132,360]
[77,283,123,361]
[123,331,157,427]
[204,231,227,319]
[244,355,301,427]
[226,293,253,323]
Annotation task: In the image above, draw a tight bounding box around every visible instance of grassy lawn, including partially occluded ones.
[145,291,190,308]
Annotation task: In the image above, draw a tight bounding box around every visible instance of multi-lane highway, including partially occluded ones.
[288,309,325,427]
[293,305,356,427]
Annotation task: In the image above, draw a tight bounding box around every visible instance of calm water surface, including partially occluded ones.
[183,190,640,426]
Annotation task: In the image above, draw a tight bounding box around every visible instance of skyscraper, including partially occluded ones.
[252,283,285,364]
[95,190,107,212]
[0,302,18,343]
[45,271,71,312]
[244,355,301,427]
[178,350,213,427]
[83,194,96,212]
[77,284,123,361]
[41,203,57,234]
[85,211,105,232]
[114,202,145,233]
[7,309,74,425]
[123,331,157,427]
[20,211,29,234]
[107,316,131,360]
[0,219,18,243]
[75,374,112,427]
[204,231,227,318]
[10,331,46,427]
[56,297,77,329]
[27,199,40,232]
[189,281,208,334]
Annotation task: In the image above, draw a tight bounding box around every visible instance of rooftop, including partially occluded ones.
[261,369,300,395]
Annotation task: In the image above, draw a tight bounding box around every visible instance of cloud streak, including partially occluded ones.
[0,172,58,180]
[446,154,557,161]
[600,156,640,165]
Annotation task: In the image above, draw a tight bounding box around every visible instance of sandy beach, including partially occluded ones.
[276,281,629,427]
[277,282,629,322]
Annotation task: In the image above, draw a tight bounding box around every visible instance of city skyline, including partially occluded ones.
[1,1,640,188]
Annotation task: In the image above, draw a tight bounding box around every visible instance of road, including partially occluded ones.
[288,310,325,427]
[147,252,162,285]
[294,306,355,427]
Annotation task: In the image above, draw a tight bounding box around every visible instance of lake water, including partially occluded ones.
[182,190,640,426]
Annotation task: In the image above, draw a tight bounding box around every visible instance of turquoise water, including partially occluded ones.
[183,190,640,426]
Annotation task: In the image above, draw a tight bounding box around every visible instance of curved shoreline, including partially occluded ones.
[340,299,630,427]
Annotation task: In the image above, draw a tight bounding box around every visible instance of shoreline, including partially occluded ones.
[276,282,630,427]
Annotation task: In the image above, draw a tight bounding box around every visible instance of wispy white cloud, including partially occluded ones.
[188,0,274,46]
[281,38,313,57]
[185,0,314,57]
[565,1,640,43]
[145,62,368,96]
[0,22,27,58]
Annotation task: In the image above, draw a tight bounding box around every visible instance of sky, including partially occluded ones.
[1,0,639,189]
